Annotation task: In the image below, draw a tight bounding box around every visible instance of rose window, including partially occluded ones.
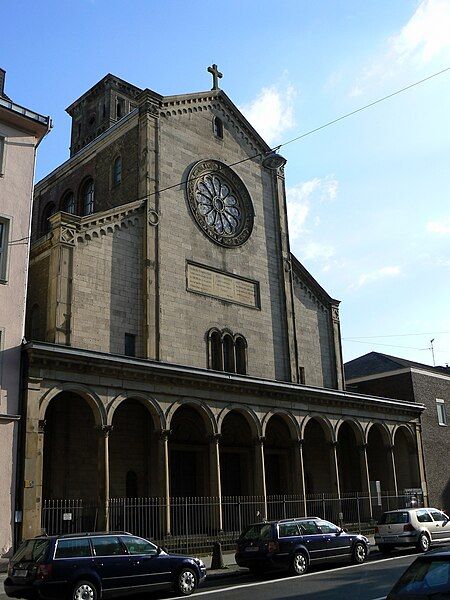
[186,160,254,247]
[196,175,241,235]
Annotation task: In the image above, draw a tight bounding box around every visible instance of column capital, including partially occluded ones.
[292,438,304,448]
[97,424,113,437]
[38,419,46,434]
[158,429,171,441]
[254,435,265,446]
[358,443,368,451]
[329,440,339,449]
[387,444,395,451]
[208,433,222,443]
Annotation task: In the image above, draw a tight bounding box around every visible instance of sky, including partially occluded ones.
[1,0,449,367]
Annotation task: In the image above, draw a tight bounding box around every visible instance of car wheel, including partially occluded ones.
[175,568,197,596]
[416,532,430,553]
[71,580,97,600]
[378,544,392,555]
[352,542,367,564]
[290,551,308,576]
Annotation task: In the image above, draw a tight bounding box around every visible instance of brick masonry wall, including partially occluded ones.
[157,107,289,381]
[292,279,334,388]
[412,371,450,512]
[71,214,144,355]
[32,125,139,241]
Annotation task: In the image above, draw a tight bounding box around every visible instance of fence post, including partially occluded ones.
[185,497,189,553]
[322,493,326,519]
[356,493,361,533]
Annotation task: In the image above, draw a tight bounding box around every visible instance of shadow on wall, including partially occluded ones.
[442,478,450,514]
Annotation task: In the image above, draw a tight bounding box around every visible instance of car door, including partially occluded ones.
[428,510,450,542]
[91,535,130,592]
[120,535,174,590]
[298,520,325,561]
[316,520,352,558]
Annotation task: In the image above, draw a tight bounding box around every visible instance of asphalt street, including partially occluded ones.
[0,552,418,600]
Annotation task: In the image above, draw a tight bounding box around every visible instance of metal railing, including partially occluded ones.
[42,490,423,553]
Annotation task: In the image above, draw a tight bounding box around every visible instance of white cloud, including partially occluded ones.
[427,219,450,233]
[352,266,402,288]
[350,0,450,95]
[286,176,338,241]
[302,241,336,261]
[240,83,296,145]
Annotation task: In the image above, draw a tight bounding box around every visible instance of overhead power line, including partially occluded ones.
[343,331,450,340]
[344,339,450,353]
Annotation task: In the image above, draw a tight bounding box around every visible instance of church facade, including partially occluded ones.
[21,72,425,543]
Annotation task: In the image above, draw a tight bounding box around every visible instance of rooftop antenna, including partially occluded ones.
[430,338,436,366]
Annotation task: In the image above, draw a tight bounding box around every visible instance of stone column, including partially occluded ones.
[209,434,223,532]
[22,378,45,540]
[330,441,341,498]
[97,425,112,531]
[157,430,171,535]
[254,436,267,520]
[414,425,428,507]
[359,443,373,519]
[330,306,345,391]
[292,439,307,516]
[388,444,399,496]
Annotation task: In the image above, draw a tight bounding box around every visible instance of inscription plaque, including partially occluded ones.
[187,262,259,308]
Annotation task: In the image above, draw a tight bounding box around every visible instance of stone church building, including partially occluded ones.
[21,70,425,542]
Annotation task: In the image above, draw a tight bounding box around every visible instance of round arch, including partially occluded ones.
[365,421,392,446]
[107,392,165,430]
[393,425,420,491]
[335,418,365,445]
[300,414,334,443]
[392,423,416,445]
[217,404,261,438]
[39,383,106,427]
[166,398,217,435]
[262,410,300,440]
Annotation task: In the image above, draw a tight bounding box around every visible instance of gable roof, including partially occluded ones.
[345,351,450,380]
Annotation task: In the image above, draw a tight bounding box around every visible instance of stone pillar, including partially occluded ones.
[414,425,428,507]
[292,439,307,516]
[330,441,341,498]
[359,443,373,519]
[388,444,399,496]
[157,430,171,535]
[254,436,267,520]
[46,213,78,345]
[22,378,45,540]
[330,305,345,390]
[97,425,112,531]
[209,434,223,532]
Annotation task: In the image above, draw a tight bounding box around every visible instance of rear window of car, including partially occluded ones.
[299,520,320,535]
[393,558,450,595]
[55,538,91,559]
[12,539,50,564]
[91,536,124,556]
[379,512,410,524]
[240,524,272,541]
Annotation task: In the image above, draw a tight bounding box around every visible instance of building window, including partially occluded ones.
[436,399,447,426]
[213,116,223,139]
[0,136,5,176]
[207,329,247,375]
[81,179,94,215]
[299,366,306,384]
[117,98,125,120]
[113,156,122,186]
[61,191,75,214]
[124,333,136,357]
[0,217,10,281]
[41,203,56,234]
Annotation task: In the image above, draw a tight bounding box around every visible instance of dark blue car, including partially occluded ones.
[4,532,206,599]
[235,517,369,575]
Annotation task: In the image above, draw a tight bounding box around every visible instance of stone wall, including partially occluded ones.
[26,254,50,341]
[292,277,334,388]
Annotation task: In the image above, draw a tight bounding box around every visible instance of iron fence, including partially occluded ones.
[42,490,424,553]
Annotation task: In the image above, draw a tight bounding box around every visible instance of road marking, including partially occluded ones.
[171,554,412,599]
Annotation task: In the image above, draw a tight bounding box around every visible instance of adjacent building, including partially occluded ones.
[21,71,425,545]
[0,69,50,556]
[345,352,450,512]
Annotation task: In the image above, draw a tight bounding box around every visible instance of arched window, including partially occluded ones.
[209,330,222,371]
[223,334,235,373]
[235,336,247,375]
[81,179,94,215]
[113,156,122,186]
[213,116,223,139]
[41,202,56,234]
[61,191,75,214]
[117,98,124,120]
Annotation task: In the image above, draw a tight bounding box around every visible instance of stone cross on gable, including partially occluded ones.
[207,64,223,90]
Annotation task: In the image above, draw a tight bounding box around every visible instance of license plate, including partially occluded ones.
[246,547,259,552]
[14,569,28,577]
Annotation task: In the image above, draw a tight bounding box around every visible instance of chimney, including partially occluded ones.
[0,68,5,98]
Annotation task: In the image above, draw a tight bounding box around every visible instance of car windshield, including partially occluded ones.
[12,539,50,563]
[393,558,450,595]
[379,512,409,524]
[240,523,272,541]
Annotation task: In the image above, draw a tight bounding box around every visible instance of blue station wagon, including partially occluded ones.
[235,517,369,575]
[4,532,206,599]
